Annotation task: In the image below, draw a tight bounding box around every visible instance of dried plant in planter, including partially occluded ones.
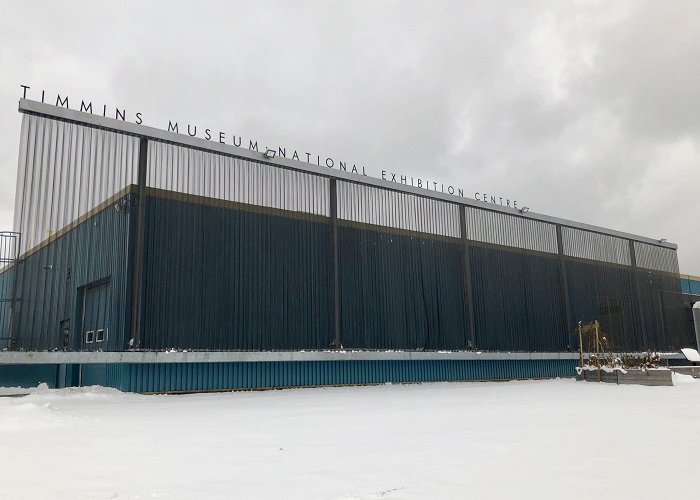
[576,320,662,372]
[642,352,661,368]
[620,352,662,369]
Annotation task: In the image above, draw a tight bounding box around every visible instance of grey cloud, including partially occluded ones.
[0,0,697,271]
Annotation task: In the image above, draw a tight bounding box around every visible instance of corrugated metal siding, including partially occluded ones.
[337,181,460,237]
[10,204,131,351]
[338,226,467,349]
[634,241,679,274]
[470,246,566,351]
[14,115,139,254]
[8,110,691,358]
[0,265,15,349]
[0,364,61,389]
[562,227,631,265]
[114,359,578,392]
[147,141,329,216]
[0,359,578,392]
[681,277,700,295]
[464,207,558,253]
[81,363,108,386]
[142,196,333,350]
[566,260,642,350]
[636,270,690,349]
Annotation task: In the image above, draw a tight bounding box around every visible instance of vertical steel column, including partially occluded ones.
[629,240,648,348]
[556,225,573,346]
[330,179,341,349]
[459,206,476,349]
[130,138,148,349]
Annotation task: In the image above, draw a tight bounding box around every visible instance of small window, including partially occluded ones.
[96,329,105,342]
[85,330,94,343]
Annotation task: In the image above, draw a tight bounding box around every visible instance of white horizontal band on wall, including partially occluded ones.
[465,207,558,253]
[337,181,460,237]
[14,115,139,253]
[634,241,679,274]
[147,142,330,216]
[562,226,631,266]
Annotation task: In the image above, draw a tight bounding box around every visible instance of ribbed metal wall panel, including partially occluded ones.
[0,364,61,389]
[338,226,467,349]
[14,115,139,254]
[0,359,579,392]
[7,107,691,358]
[470,247,566,351]
[147,141,329,216]
[566,260,641,350]
[81,363,108,386]
[142,196,333,350]
[0,265,15,349]
[10,204,132,351]
[636,269,690,349]
[337,181,460,237]
[561,227,631,265]
[634,241,679,274]
[114,359,578,392]
[566,259,690,351]
[464,207,558,253]
[680,276,700,295]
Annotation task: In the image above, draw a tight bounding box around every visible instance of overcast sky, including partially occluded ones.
[0,0,698,273]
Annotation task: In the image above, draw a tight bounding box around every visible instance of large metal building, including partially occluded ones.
[0,99,695,392]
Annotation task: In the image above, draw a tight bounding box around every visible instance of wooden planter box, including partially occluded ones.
[576,368,673,386]
[669,366,700,378]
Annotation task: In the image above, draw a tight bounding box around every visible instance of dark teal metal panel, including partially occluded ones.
[566,260,691,350]
[142,196,334,350]
[338,226,467,350]
[81,363,108,386]
[566,260,641,350]
[0,264,15,349]
[470,245,566,351]
[0,364,60,388]
[115,359,577,393]
[636,269,691,349]
[10,201,132,351]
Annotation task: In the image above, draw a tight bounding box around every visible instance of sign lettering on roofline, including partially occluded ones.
[19,84,521,209]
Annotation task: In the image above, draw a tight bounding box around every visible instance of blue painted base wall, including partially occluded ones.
[0,364,62,388]
[1,359,577,393]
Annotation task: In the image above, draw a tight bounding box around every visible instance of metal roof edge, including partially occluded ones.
[18,98,678,250]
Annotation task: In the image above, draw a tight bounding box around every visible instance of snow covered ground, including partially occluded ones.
[2,375,700,499]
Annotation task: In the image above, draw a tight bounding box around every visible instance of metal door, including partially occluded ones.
[82,281,111,351]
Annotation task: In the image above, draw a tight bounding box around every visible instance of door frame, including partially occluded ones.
[76,277,112,351]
